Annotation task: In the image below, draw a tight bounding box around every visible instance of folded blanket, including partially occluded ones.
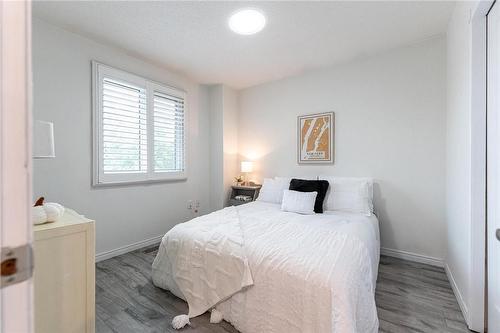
[152,206,253,328]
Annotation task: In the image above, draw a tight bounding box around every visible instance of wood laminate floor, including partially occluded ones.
[96,245,472,333]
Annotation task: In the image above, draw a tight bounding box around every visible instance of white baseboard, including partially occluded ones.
[380,247,444,267]
[95,234,163,262]
[445,263,471,327]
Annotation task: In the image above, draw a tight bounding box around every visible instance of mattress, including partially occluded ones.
[152,201,380,332]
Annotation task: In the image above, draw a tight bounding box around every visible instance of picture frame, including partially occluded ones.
[297,112,334,164]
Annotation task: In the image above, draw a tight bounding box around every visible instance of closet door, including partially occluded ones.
[487,2,500,331]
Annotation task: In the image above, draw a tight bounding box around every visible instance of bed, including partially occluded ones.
[152,197,380,333]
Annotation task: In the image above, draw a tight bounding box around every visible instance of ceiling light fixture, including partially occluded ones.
[228,8,266,35]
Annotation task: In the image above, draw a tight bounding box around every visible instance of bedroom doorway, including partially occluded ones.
[487,1,500,331]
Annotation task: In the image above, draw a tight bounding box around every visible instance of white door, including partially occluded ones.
[488,3,500,332]
[0,1,34,332]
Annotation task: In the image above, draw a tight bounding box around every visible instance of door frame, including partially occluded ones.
[0,1,33,332]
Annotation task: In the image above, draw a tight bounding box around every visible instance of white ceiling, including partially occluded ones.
[33,1,455,89]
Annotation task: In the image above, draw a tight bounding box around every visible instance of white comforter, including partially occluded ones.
[152,201,380,333]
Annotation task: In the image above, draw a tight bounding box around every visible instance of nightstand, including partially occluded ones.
[228,184,262,206]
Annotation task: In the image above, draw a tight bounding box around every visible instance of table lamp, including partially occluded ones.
[241,161,253,185]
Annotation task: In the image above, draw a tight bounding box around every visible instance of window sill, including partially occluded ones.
[92,177,188,188]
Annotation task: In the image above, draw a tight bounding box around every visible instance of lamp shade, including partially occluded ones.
[241,161,253,173]
[33,120,55,159]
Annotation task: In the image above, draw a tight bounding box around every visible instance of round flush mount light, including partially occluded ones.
[228,8,266,35]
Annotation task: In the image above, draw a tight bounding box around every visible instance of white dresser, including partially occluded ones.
[34,209,95,333]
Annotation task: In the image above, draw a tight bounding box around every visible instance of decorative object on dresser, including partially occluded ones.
[228,184,261,206]
[297,112,334,164]
[32,197,64,225]
[34,208,95,333]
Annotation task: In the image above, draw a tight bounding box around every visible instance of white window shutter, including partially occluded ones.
[153,91,185,173]
[102,78,148,174]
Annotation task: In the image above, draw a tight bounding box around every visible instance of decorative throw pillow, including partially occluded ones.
[281,190,317,215]
[289,178,329,213]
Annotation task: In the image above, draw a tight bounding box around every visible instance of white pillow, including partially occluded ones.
[257,178,291,204]
[319,176,373,216]
[281,190,317,215]
[274,176,292,184]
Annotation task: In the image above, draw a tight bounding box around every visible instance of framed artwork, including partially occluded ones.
[297,112,334,164]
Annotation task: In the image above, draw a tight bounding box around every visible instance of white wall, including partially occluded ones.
[222,87,239,203]
[208,85,224,211]
[238,37,447,261]
[208,84,238,211]
[32,19,211,257]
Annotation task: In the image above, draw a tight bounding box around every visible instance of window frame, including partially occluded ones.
[92,61,187,186]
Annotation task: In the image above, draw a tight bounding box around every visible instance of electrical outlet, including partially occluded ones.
[187,200,193,210]
[193,200,200,214]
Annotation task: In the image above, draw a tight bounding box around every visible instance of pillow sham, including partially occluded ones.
[273,177,291,189]
[289,178,329,213]
[319,176,373,216]
[256,177,290,204]
[281,190,317,215]
[274,176,315,181]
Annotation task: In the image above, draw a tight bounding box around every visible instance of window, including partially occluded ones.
[93,62,186,185]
